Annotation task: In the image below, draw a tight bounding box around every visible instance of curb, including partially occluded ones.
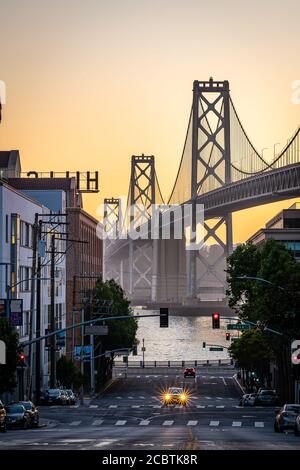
[233,373,245,394]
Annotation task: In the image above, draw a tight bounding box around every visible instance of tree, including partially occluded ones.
[56,355,86,390]
[0,318,19,394]
[227,239,300,401]
[91,279,138,387]
[229,330,273,388]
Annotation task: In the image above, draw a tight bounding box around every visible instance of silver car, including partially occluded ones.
[274,404,300,432]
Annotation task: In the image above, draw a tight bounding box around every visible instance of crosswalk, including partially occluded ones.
[43,419,267,428]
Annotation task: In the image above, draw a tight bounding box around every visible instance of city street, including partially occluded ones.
[0,369,299,450]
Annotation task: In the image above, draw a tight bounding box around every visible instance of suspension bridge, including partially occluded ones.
[102,78,300,312]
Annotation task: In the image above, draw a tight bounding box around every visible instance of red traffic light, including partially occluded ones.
[212,313,220,329]
[19,354,25,361]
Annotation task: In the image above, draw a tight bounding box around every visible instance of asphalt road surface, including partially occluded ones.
[0,369,299,450]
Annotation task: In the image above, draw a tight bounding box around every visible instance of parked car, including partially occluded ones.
[64,390,76,405]
[41,389,68,405]
[255,389,279,406]
[0,400,7,433]
[274,404,300,432]
[240,393,257,406]
[294,414,300,436]
[18,401,39,428]
[184,367,196,378]
[5,403,31,429]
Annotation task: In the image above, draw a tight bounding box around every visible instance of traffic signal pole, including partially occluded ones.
[50,234,56,388]
[35,220,42,404]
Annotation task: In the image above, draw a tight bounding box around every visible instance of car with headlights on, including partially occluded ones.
[274,404,300,432]
[5,404,31,429]
[162,387,188,406]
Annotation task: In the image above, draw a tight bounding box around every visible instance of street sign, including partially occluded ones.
[9,299,23,326]
[85,325,108,336]
[209,347,224,351]
[56,330,66,347]
[74,345,92,361]
[227,323,251,331]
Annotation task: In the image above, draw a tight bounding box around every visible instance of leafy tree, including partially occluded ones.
[229,330,273,387]
[0,318,19,394]
[227,239,300,401]
[56,355,86,390]
[91,279,138,387]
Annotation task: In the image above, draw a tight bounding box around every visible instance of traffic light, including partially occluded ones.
[212,313,220,329]
[160,308,169,328]
[202,342,206,350]
[226,332,230,341]
[17,351,26,367]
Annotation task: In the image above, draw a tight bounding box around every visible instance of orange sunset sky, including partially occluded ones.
[0,0,300,243]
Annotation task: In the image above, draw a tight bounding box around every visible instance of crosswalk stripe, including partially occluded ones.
[163,420,174,426]
[132,405,140,408]
[139,420,150,426]
[197,405,205,408]
[109,405,118,408]
[216,405,225,408]
[209,421,219,426]
[89,405,98,409]
[92,420,103,426]
[187,420,198,426]
[115,420,126,426]
[128,397,133,399]
[116,397,122,399]
[139,396,145,399]
[70,421,81,426]
[254,422,264,427]
[232,421,242,427]
[152,405,162,408]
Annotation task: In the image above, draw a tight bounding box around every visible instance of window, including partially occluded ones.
[20,221,32,248]
[21,311,30,337]
[19,266,31,292]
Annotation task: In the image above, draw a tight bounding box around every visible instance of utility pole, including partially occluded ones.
[50,233,56,388]
[35,220,42,404]
[142,338,145,368]
[28,213,39,399]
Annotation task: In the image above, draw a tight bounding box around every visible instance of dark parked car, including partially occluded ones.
[65,390,76,405]
[5,404,31,429]
[294,414,300,436]
[41,389,68,405]
[0,400,6,433]
[274,404,300,432]
[18,401,39,428]
[255,390,279,406]
[184,367,196,378]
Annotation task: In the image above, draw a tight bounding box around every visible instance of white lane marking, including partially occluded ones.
[115,420,126,426]
[187,420,198,426]
[151,396,156,399]
[216,397,223,400]
[205,397,212,400]
[116,397,122,399]
[145,376,149,378]
[139,396,145,399]
[92,419,103,426]
[139,420,150,426]
[197,405,206,408]
[216,405,225,408]
[254,422,264,428]
[136,376,140,378]
[72,405,80,408]
[209,421,219,426]
[152,405,162,408]
[89,405,98,409]
[128,396,133,399]
[94,440,118,447]
[132,405,140,408]
[221,377,227,386]
[232,421,242,427]
[109,405,118,408]
[164,375,168,378]
[70,421,81,426]
[62,439,95,443]
[154,375,158,378]
[163,420,174,426]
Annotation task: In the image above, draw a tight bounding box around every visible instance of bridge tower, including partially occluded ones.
[189,78,233,299]
[103,197,122,285]
[129,155,156,301]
